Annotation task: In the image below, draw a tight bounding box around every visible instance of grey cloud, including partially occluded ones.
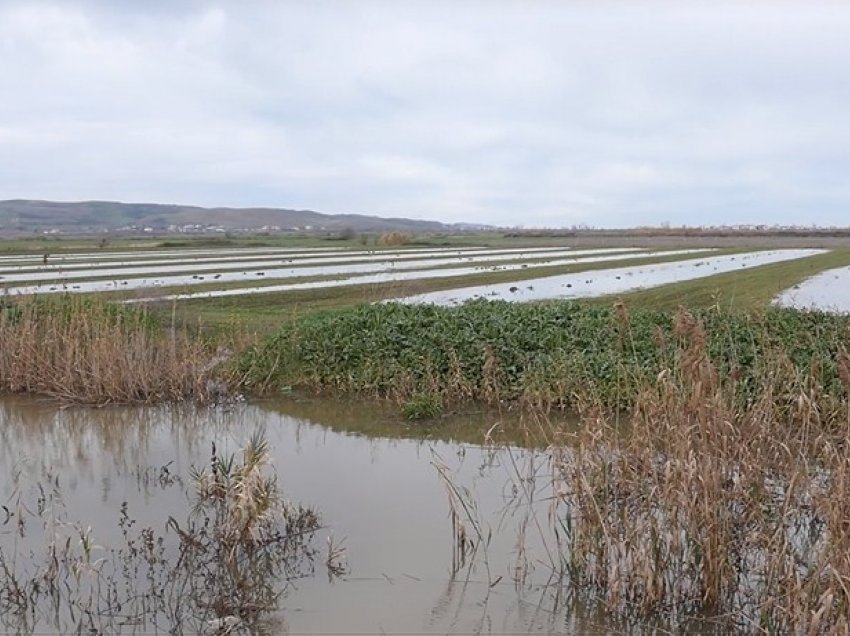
[2,1,850,227]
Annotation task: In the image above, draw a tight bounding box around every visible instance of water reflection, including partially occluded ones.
[131,248,707,303]
[0,246,593,279]
[0,397,711,634]
[4,247,648,296]
[263,393,571,447]
[0,246,343,266]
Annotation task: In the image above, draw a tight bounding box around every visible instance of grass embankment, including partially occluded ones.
[0,296,239,404]
[242,299,850,417]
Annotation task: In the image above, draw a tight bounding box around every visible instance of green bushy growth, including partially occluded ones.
[240,299,850,411]
[402,391,444,420]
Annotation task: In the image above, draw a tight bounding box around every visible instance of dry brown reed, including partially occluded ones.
[0,296,235,404]
[550,307,850,633]
[433,453,492,580]
[378,231,414,246]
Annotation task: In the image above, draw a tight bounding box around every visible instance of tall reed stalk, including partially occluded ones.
[550,307,850,633]
[0,296,234,404]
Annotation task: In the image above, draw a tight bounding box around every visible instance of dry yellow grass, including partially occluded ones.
[0,296,236,404]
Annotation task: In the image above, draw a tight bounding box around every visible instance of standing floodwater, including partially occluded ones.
[0,398,714,634]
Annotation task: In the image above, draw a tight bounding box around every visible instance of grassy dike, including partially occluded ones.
[240,299,850,418]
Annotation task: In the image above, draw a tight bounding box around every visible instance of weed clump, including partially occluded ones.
[0,433,323,633]
[548,309,850,633]
[402,391,444,420]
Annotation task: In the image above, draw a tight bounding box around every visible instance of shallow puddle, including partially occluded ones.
[0,397,714,634]
[773,265,850,313]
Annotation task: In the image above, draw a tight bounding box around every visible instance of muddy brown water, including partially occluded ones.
[0,396,715,635]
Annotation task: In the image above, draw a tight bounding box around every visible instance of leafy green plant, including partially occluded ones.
[402,391,444,420]
[241,299,850,416]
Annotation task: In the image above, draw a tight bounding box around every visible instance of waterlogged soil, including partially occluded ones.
[0,246,468,266]
[0,246,588,274]
[0,397,716,635]
[0,247,649,298]
[124,249,707,303]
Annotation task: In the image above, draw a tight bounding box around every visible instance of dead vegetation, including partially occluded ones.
[0,296,239,405]
[378,231,414,246]
[543,308,850,633]
[429,306,850,632]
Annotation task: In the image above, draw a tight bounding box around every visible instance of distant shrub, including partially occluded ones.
[378,232,413,246]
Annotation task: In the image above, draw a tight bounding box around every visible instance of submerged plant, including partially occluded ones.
[0,432,322,634]
[402,391,444,420]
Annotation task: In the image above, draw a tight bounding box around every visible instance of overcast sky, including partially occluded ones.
[2,1,850,228]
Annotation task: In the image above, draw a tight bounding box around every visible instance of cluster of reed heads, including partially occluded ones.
[547,305,850,634]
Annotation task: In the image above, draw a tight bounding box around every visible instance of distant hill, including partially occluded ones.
[0,200,492,235]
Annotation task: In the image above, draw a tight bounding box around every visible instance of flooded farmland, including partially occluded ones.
[398,249,826,305]
[3,241,850,634]
[0,397,719,635]
[0,247,581,277]
[0,247,656,295]
[3,244,845,310]
[0,247,642,291]
[774,265,850,312]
